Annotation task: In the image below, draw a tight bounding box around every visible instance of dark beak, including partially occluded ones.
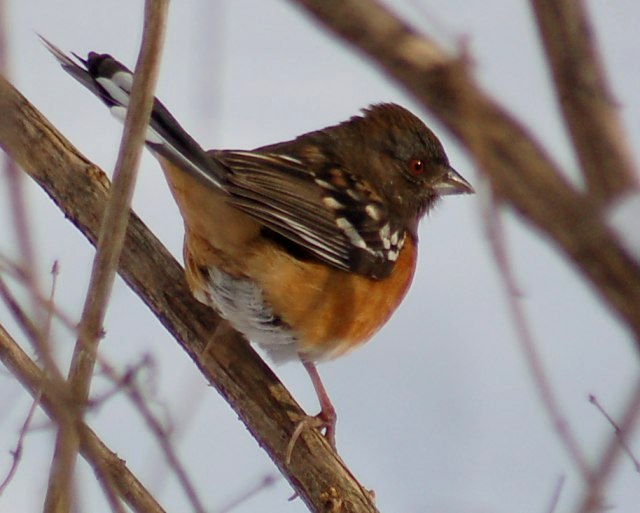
[433,166,474,196]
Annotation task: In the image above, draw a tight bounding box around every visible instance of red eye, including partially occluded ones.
[409,158,425,176]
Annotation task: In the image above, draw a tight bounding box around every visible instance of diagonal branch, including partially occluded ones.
[529,0,636,204]
[483,201,592,481]
[289,0,640,351]
[0,77,378,513]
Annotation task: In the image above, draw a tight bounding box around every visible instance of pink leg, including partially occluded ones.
[285,360,337,463]
[303,360,337,447]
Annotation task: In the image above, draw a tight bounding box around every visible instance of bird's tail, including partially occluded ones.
[40,36,226,189]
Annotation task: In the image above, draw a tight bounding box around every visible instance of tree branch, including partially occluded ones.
[0,77,378,513]
[529,0,636,203]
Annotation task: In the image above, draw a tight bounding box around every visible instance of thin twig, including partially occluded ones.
[65,0,168,403]
[0,275,66,385]
[545,475,565,513]
[579,385,640,513]
[0,259,62,495]
[0,392,41,495]
[589,393,640,472]
[482,197,593,482]
[0,322,166,513]
[0,277,82,512]
[97,358,208,513]
[0,165,59,386]
[44,3,169,512]
[44,261,60,341]
[0,255,79,333]
[89,356,154,409]
[2,158,40,309]
[143,366,207,495]
[577,380,640,512]
[62,2,168,402]
[217,474,279,513]
[0,0,51,365]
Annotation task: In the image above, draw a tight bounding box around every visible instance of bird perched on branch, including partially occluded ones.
[44,38,473,459]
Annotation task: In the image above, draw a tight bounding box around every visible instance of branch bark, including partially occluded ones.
[0,76,378,513]
[289,0,640,348]
[530,0,636,203]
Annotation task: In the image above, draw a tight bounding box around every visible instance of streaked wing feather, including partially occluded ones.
[215,150,398,278]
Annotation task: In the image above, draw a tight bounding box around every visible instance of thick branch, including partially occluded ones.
[530,0,636,203]
[290,0,640,349]
[0,77,377,513]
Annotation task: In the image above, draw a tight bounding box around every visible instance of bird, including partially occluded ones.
[43,38,473,459]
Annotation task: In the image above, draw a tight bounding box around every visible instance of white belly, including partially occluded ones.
[194,267,300,363]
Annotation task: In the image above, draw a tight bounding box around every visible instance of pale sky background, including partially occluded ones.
[1,1,640,512]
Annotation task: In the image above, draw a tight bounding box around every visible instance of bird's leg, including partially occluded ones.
[303,360,337,446]
[286,360,337,463]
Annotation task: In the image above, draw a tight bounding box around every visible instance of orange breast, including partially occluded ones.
[244,236,417,360]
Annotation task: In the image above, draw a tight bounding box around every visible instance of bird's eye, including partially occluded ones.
[409,158,425,176]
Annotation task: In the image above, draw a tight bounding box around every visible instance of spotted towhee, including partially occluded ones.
[44,40,473,457]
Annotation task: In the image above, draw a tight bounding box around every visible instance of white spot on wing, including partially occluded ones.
[112,71,134,92]
[144,125,164,144]
[383,230,405,263]
[227,151,302,167]
[322,196,343,210]
[275,154,303,165]
[277,215,347,265]
[346,188,360,200]
[365,204,381,221]
[109,105,127,122]
[97,76,130,107]
[380,223,391,250]
[228,150,272,160]
[336,217,368,250]
[315,178,335,190]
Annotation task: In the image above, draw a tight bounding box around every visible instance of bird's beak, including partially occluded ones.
[434,166,474,196]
